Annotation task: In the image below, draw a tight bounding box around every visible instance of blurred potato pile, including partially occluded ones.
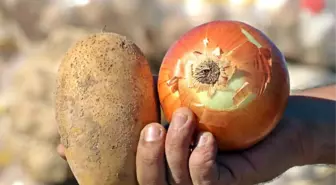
[0,0,335,184]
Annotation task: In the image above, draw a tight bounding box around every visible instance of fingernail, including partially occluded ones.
[197,133,209,147]
[145,125,162,142]
[171,112,188,128]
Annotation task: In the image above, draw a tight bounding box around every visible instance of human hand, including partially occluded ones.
[135,106,313,185]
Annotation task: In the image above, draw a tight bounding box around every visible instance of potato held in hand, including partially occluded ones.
[55,33,159,185]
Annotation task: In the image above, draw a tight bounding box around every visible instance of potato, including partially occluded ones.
[54,32,159,185]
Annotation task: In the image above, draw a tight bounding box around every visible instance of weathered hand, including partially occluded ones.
[135,107,311,185]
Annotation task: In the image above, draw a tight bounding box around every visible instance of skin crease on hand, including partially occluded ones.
[57,83,336,185]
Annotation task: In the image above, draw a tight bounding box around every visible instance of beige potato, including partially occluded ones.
[54,32,159,185]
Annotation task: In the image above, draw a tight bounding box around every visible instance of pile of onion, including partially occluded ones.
[158,20,290,151]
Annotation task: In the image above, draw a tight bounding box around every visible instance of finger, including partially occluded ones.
[189,132,220,185]
[137,123,168,185]
[165,107,195,185]
[57,144,67,160]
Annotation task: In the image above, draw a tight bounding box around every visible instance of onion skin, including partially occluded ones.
[158,20,290,151]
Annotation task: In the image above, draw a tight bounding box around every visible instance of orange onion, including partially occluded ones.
[158,20,290,151]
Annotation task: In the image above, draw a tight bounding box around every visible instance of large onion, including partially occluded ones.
[158,20,290,151]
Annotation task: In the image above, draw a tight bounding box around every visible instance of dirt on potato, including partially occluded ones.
[55,32,159,185]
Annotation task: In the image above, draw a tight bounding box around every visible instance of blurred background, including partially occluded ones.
[0,0,335,184]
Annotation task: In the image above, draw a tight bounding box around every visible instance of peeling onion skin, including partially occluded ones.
[158,20,290,151]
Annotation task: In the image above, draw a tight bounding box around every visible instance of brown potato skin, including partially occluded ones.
[55,33,159,185]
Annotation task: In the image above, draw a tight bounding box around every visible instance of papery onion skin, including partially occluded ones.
[158,20,290,151]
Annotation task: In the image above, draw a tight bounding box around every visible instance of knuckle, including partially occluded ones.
[138,143,163,167]
[190,147,215,168]
[166,133,189,151]
[140,151,161,166]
